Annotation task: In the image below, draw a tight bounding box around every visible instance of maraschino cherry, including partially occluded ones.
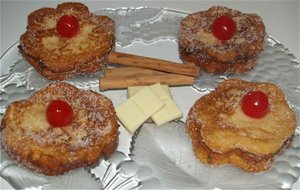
[212,16,237,41]
[241,91,269,119]
[46,100,74,127]
[56,15,79,37]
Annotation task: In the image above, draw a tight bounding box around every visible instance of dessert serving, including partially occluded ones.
[179,6,265,73]
[185,78,297,172]
[1,3,300,189]
[1,82,119,175]
[19,2,115,80]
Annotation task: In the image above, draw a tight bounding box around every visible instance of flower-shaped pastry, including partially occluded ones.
[19,2,115,80]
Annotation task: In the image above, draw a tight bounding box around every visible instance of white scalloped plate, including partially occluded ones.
[0,7,299,190]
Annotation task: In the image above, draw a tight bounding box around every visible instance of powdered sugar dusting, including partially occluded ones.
[19,2,115,80]
[185,79,296,155]
[179,6,265,60]
[2,82,118,151]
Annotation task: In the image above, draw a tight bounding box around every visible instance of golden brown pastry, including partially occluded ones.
[185,78,296,172]
[179,6,265,73]
[1,82,119,175]
[19,2,115,80]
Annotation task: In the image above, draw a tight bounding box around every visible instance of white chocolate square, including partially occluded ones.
[152,98,183,126]
[127,86,144,97]
[121,83,182,130]
[128,84,171,98]
[149,83,170,100]
[132,86,164,117]
[116,99,148,134]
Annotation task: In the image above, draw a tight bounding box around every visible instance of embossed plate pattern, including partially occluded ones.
[0,7,299,190]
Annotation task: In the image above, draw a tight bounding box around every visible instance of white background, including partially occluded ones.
[1,0,299,189]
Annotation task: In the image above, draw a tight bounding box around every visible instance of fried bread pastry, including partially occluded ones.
[179,6,265,73]
[186,78,296,172]
[1,82,119,175]
[19,2,115,80]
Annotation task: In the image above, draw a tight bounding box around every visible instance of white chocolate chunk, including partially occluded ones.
[152,98,183,126]
[149,83,170,100]
[127,83,183,126]
[128,84,171,98]
[147,84,182,126]
[116,86,164,133]
[132,87,164,117]
[116,99,148,134]
[127,86,144,97]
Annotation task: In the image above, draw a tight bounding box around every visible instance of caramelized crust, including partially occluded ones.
[19,2,115,80]
[185,78,296,172]
[1,82,119,175]
[179,6,265,73]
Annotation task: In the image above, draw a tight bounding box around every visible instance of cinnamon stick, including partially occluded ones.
[99,74,195,90]
[104,67,166,77]
[108,52,200,77]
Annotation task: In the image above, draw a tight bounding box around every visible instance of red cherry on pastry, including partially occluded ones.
[212,16,237,41]
[241,91,269,119]
[46,100,74,127]
[56,15,79,37]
